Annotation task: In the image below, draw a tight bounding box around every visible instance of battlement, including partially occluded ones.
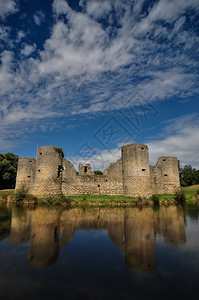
[15,143,180,197]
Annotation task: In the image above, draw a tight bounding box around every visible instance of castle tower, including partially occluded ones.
[33,146,63,197]
[15,158,36,192]
[122,143,152,197]
[156,157,180,194]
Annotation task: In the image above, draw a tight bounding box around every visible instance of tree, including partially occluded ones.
[0,153,19,189]
[94,170,103,175]
[179,164,199,187]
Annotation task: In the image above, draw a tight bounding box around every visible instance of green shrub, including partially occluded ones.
[151,194,159,205]
[53,147,64,157]
[175,189,186,204]
[94,170,103,175]
[62,197,72,206]
[15,184,29,202]
[44,197,60,206]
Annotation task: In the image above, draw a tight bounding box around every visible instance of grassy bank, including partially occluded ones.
[0,190,15,201]
[182,185,199,203]
[38,194,140,207]
[0,185,199,207]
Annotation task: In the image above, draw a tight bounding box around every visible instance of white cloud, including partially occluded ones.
[86,0,112,19]
[21,43,37,56]
[33,10,45,26]
[0,26,10,43]
[147,114,199,168]
[52,0,71,15]
[68,147,121,171]
[0,50,16,93]
[69,114,199,171]
[148,0,199,23]
[16,30,25,43]
[0,0,18,19]
[38,9,133,77]
[0,0,199,152]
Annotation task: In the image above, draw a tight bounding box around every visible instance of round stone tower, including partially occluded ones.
[15,158,36,192]
[122,143,152,197]
[156,157,180,194]
[33,146,63,197]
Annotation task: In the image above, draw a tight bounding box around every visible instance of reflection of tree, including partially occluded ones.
[183,205,199,223]
[0,205,11,241]
[10,207,31,244]
[8,205,187,270]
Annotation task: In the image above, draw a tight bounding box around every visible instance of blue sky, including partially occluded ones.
[0,0,199,170]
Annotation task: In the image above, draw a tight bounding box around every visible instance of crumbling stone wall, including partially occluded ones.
[15,143,180,197]
[15,157,36,191]
[151,157,180,194]
[79,163,94,175]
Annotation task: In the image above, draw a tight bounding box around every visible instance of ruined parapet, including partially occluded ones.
[33,146,63,197]
[62,158,77,178]
[15,157,36,192]
[156,157,180,194]
[122,144,152,197]
[79,163,94,175]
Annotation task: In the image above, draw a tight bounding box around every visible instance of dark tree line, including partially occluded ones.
[179,164,199,187]
[0,153,19,190]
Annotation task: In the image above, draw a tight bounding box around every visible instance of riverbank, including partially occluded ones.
[0,185,199,207]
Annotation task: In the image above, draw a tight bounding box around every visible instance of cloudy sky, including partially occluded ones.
[0,0,199,170]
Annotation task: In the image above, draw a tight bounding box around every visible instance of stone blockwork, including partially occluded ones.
[122,144,152,197]
[15,158,36,191]
[15,143,180,197]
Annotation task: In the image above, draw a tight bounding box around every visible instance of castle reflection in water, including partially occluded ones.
[2,205,186,271]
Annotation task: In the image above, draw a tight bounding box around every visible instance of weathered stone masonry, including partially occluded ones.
[15,143,180,197]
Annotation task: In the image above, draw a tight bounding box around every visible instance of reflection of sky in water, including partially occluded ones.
[0,205,199,300]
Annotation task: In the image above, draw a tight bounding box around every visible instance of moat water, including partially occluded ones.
[0,204,199,300]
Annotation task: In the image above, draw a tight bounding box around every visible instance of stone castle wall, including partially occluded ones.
[122,144,152,197]
[151,157,180,194]
[15,158,36,191]
[15,143,180,197]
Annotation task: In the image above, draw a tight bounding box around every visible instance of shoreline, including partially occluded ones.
[0,187,199,207]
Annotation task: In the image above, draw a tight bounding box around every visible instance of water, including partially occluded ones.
[0,204,199,300]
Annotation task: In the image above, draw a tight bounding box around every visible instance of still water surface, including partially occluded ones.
[0,204,199,300]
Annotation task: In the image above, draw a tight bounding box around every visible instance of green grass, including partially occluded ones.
[182,184,199,202]
[182,185,199,191]
[153,194,175,200]
[0,189,14,195]
[0,190,15,201]
[1,185,199,206]
[67,194,136,202]
[67,194,139,207]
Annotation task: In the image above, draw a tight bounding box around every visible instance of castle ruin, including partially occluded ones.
[15,143,180,197]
